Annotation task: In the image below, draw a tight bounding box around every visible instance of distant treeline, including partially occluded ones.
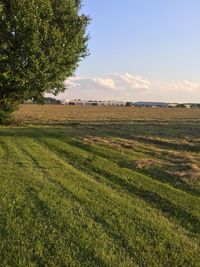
[25,97,62,105]
[177,103,200,108]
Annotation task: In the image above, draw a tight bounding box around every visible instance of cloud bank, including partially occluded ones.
[65,73,150,92]
[48,73,200,102]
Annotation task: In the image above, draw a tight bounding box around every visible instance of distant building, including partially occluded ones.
[133,102,168,107]
[168,103,178,108]
[177,104,191,109]
[63,99,125,106]
[185,104,191,109]
[24,98,200,108]
[125,102,133,107]
[60,99,69,105]
[85,101,98,106]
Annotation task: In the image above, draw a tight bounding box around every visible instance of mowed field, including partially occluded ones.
[1,105,200,266]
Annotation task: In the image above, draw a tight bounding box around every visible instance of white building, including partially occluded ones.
[185,104,191,109]
[63,100,125,106]
[168,103,178,108]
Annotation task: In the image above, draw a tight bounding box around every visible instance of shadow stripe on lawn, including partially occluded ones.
[56,136,200,199]
[39,136,200,212]
[0,139,110,267]
[38,137,200,237]
[15,138,200,266]
[13,138,141,266]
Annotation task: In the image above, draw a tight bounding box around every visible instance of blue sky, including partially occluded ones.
[57,1,200,102]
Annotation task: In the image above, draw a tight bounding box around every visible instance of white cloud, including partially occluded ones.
[116,73,151,90]
[64,73,150,93]
[153,80,200,93]
[47,73,200,102]
[93,78,116,89]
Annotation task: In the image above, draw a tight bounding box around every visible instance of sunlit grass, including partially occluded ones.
[1,106,200,266]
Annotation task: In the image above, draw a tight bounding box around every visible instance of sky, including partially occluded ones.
[54,0,200,103]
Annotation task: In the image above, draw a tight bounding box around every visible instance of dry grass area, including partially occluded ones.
[82,135,200,183]
[14,104,200,124]
[13,104,200,183]
[13,104,200,184]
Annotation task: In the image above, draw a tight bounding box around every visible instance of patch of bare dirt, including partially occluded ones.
[132,159,164,169]
[82,136,146,150]
[163,151,200,181]
[166,162,200,181]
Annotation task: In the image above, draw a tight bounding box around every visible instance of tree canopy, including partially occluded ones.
[0,0,89,122]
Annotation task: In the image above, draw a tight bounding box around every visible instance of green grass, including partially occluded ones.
[1,121,200,266]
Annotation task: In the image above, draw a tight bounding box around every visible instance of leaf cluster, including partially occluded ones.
[0,0,89,108]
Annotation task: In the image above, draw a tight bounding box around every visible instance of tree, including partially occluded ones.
[0,0,89,123]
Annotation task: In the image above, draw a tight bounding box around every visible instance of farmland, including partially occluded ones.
[1,105,200,266]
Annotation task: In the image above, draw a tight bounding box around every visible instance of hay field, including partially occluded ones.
[1,104,200,266]
[14,104,200,123]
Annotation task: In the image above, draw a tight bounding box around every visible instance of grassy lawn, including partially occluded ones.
[1,105,200,266]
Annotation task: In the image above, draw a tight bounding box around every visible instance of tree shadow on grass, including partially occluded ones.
[1,119,200,139]
[137,167,200,198]
[0,121,200,199]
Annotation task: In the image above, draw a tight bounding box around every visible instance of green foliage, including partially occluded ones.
[0,99,19,123]
[0,0,89,122]
[0,110,12,123]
